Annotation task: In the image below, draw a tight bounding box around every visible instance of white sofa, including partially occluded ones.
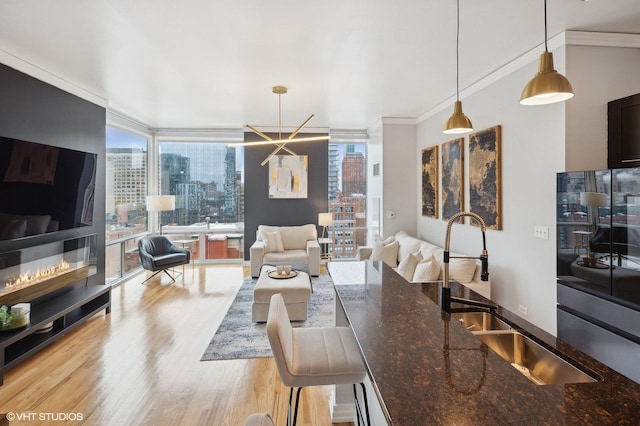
[250,224,321,277]
[357,230,491,299]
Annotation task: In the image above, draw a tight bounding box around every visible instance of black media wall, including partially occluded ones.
[243,133,329,258]
[0,63,106,285]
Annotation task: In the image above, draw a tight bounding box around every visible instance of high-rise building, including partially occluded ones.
[328,144,340,201]
[342,144,366,196]
[175,182,203,225]
[236,171,245,222]
[223,147,237,220]
[159,143,228,190]
[105,147,147,224]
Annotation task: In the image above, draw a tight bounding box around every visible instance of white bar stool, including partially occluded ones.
[266,293,370,426]
[245,413,274,426]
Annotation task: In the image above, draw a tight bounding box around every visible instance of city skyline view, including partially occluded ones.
[106,125,367,259]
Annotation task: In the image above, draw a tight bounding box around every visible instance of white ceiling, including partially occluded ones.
[1,0,639,131]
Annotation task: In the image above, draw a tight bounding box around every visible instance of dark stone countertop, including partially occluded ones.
[329,261,640,426]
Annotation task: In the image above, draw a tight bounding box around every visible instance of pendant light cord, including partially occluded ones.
[278,92,282,140]
[544,0,548,52]
[456,0,460,101]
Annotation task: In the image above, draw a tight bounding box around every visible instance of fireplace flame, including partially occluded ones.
[5,260,71,288]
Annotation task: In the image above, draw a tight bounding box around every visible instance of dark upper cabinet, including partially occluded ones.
[608,93,640,169]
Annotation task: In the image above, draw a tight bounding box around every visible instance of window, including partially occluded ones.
[157,142,244,225]
[105,126,150,283]
[106,127,149,239]
[156,141,245,262]
[328,142,367,259]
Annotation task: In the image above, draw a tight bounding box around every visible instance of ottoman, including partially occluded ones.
[252,265,312,322]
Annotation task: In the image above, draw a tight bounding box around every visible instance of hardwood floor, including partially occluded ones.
[0,265,351,426]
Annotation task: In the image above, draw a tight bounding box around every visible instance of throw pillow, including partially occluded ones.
[263,231,284,253]
[0,218,27,240]
[397,252,422,281]
[433,250,477,284]
[448,256,478,283]
[413,255,441,282]
[382,235,396,245]
[24,214,51,236]
[370,239,399,267]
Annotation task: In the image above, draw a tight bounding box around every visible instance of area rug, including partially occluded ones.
[201,273,335,361]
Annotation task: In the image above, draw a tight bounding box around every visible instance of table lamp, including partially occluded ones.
[318,213,333,239]
[580,191,608,227]
[580,192,608,208]
[146,195,175,235]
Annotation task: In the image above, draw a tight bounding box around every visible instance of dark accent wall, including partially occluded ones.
[0,63,106,285]
[243,133,328,258]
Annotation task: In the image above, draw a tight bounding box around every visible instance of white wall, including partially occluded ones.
[381,119,418,237]
[365,119,418,242]
[367,121,383,243]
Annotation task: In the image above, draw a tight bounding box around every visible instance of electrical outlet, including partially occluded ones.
[534,225,549,240]
[519,304,528,316]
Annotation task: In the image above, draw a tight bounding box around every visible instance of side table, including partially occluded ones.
[318,237,332,263]
[173,239,196,274]
[572,230,592,257]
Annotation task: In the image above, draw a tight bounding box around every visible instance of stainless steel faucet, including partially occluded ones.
[441,211,494,312]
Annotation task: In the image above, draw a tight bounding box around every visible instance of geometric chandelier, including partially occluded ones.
[231,86,330,166]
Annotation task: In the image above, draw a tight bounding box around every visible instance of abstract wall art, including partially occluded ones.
[441,138,464,221]
[469,125,502,229]
[268,155,308,199]
[421,145,439,218]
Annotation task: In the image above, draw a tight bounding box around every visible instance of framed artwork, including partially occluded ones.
[268,155,308,199]
[441,138,464,221]
[421,145,438,218]
[469,125,502,230]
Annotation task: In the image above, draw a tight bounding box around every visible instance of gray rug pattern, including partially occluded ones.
[201,273,335,361]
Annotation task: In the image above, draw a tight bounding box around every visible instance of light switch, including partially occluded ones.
[534,225,549,240]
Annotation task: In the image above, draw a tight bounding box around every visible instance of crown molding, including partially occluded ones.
[0,48,108,108]
[416,31,640,124]
[565,30,640,48]
[107,110,153,136]
[380,117,417,125]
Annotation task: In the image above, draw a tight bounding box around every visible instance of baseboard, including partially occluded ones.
[329,390,356,423]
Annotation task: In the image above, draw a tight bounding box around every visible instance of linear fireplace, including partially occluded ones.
[0,234,109,385]
[0,235,97,306]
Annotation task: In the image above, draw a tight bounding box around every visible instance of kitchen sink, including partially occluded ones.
[474,330,598,385]
[451,311,512,332]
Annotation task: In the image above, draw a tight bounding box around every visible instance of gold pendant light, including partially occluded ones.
[520,0,574,106]
[443,0,473,134]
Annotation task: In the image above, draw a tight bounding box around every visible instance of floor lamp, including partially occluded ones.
[318,213,333,239]
[146,195,175,235]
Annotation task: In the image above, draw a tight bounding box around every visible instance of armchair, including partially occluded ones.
[138,236,190,284]
[250,224,320,277]
[590,225,640,266]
